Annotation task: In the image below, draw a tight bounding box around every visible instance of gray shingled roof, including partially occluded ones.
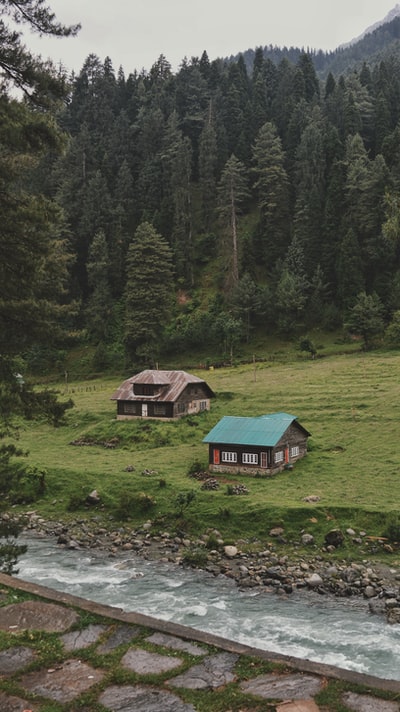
[110,370,215,403]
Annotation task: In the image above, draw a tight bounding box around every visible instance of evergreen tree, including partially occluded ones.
[252,121,290,263]
[198,102,218,231]
[217,154,249,289]
[85,229,113,343]
[162,112,194,285]
[0,0,79,105]
[345,291,385,350]
[0,0,78,560]
[124,222,174,364]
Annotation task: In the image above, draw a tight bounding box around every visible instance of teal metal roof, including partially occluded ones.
[203,413,306,447]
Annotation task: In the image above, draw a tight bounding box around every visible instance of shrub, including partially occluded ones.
[114,491,156,520]
[187,460,206,476]
[174,490,196,516]
[182,546,208,567]
[67,493,86,511]
[205,532,220,549]
[382,515,400,543]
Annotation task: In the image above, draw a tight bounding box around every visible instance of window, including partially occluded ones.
[242,453,258,465]
[177,402,186,413]
[274,450,284,463]
[290,445,300,458]
[221,451,237,463]
[154,404,166,416]
[124,403,137,414]
[199,400,207,411]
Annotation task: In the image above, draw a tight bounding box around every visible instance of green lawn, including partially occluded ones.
[11,349,400,554]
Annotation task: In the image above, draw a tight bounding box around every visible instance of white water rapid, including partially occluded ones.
[16,536,400,681]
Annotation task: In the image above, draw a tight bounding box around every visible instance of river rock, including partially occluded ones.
[269,527,284,537]
[301,533,314,546]
[224,545,238,558]
[86,489,100,505]
[305,573,323,588]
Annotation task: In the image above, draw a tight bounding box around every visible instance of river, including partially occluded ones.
[15,535,400,681]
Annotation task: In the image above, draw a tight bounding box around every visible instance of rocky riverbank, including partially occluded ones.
[5,510,400,624]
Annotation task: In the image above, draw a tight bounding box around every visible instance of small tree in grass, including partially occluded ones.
[345,291,385,350]
[299,337,317,359]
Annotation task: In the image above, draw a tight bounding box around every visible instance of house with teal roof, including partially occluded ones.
[203,412,311,475]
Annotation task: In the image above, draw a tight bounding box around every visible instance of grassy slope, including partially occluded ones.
[13,347,400,556]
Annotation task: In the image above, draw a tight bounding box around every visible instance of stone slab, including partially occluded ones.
[19,658,105,702]
[0,646,36,675]
[167,652,238,690]
[0,601,78,633]
[240,673,324,700]
[342,692,400,712]
[99,684,197,711]
[97,624,141,653]
[277,700,321,712]
[0,690,40,711]
[146,632,206,656]
[61,623,108,651]
[121,648,183,674]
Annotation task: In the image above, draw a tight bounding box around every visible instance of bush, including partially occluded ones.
[187,460,207,476]
[382,515,400,543]
[114,491,156,520]
[182,546,208,567]
[205,532,220,549]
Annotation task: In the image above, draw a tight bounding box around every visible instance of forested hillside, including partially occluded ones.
[5,3,400,375]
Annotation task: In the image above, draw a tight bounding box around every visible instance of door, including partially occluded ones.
[260,452,268,468]
[142,403,148,417]
[213,449,220,465]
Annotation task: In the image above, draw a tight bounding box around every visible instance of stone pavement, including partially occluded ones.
[0,573,399,712]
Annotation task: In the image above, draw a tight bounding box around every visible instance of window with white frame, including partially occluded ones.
[199,400,207,411]
[274,450,284,463]
[221,451,237,463]
[290,445,300,457]
[242,453,258,465]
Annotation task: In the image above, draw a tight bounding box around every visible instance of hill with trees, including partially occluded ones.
[4,2,400,380]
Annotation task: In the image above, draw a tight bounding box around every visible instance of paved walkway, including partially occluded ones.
[0,573,399,712]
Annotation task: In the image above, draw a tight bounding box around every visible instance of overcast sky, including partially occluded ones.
[24,1,398,75]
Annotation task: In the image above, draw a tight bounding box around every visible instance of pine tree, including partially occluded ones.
[0,0,78,560]
[217,154,249,289]
[252,121,290,263]
[85,230,113,343]
[0,0,79,105]
[124,222,174,364]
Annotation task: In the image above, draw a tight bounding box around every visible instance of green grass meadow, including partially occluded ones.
[12,348,400,556]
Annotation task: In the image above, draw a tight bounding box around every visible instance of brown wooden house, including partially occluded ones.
[111,369,215,420]
[203,412,311,475]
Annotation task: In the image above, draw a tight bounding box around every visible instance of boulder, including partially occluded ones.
[224,545,238,558]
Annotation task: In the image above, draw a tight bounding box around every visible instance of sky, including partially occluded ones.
[22,0,399,76]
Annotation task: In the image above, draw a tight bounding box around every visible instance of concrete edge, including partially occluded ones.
[1,572,399,694]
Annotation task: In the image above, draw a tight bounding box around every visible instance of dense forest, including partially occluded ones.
[4,2,400,378]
